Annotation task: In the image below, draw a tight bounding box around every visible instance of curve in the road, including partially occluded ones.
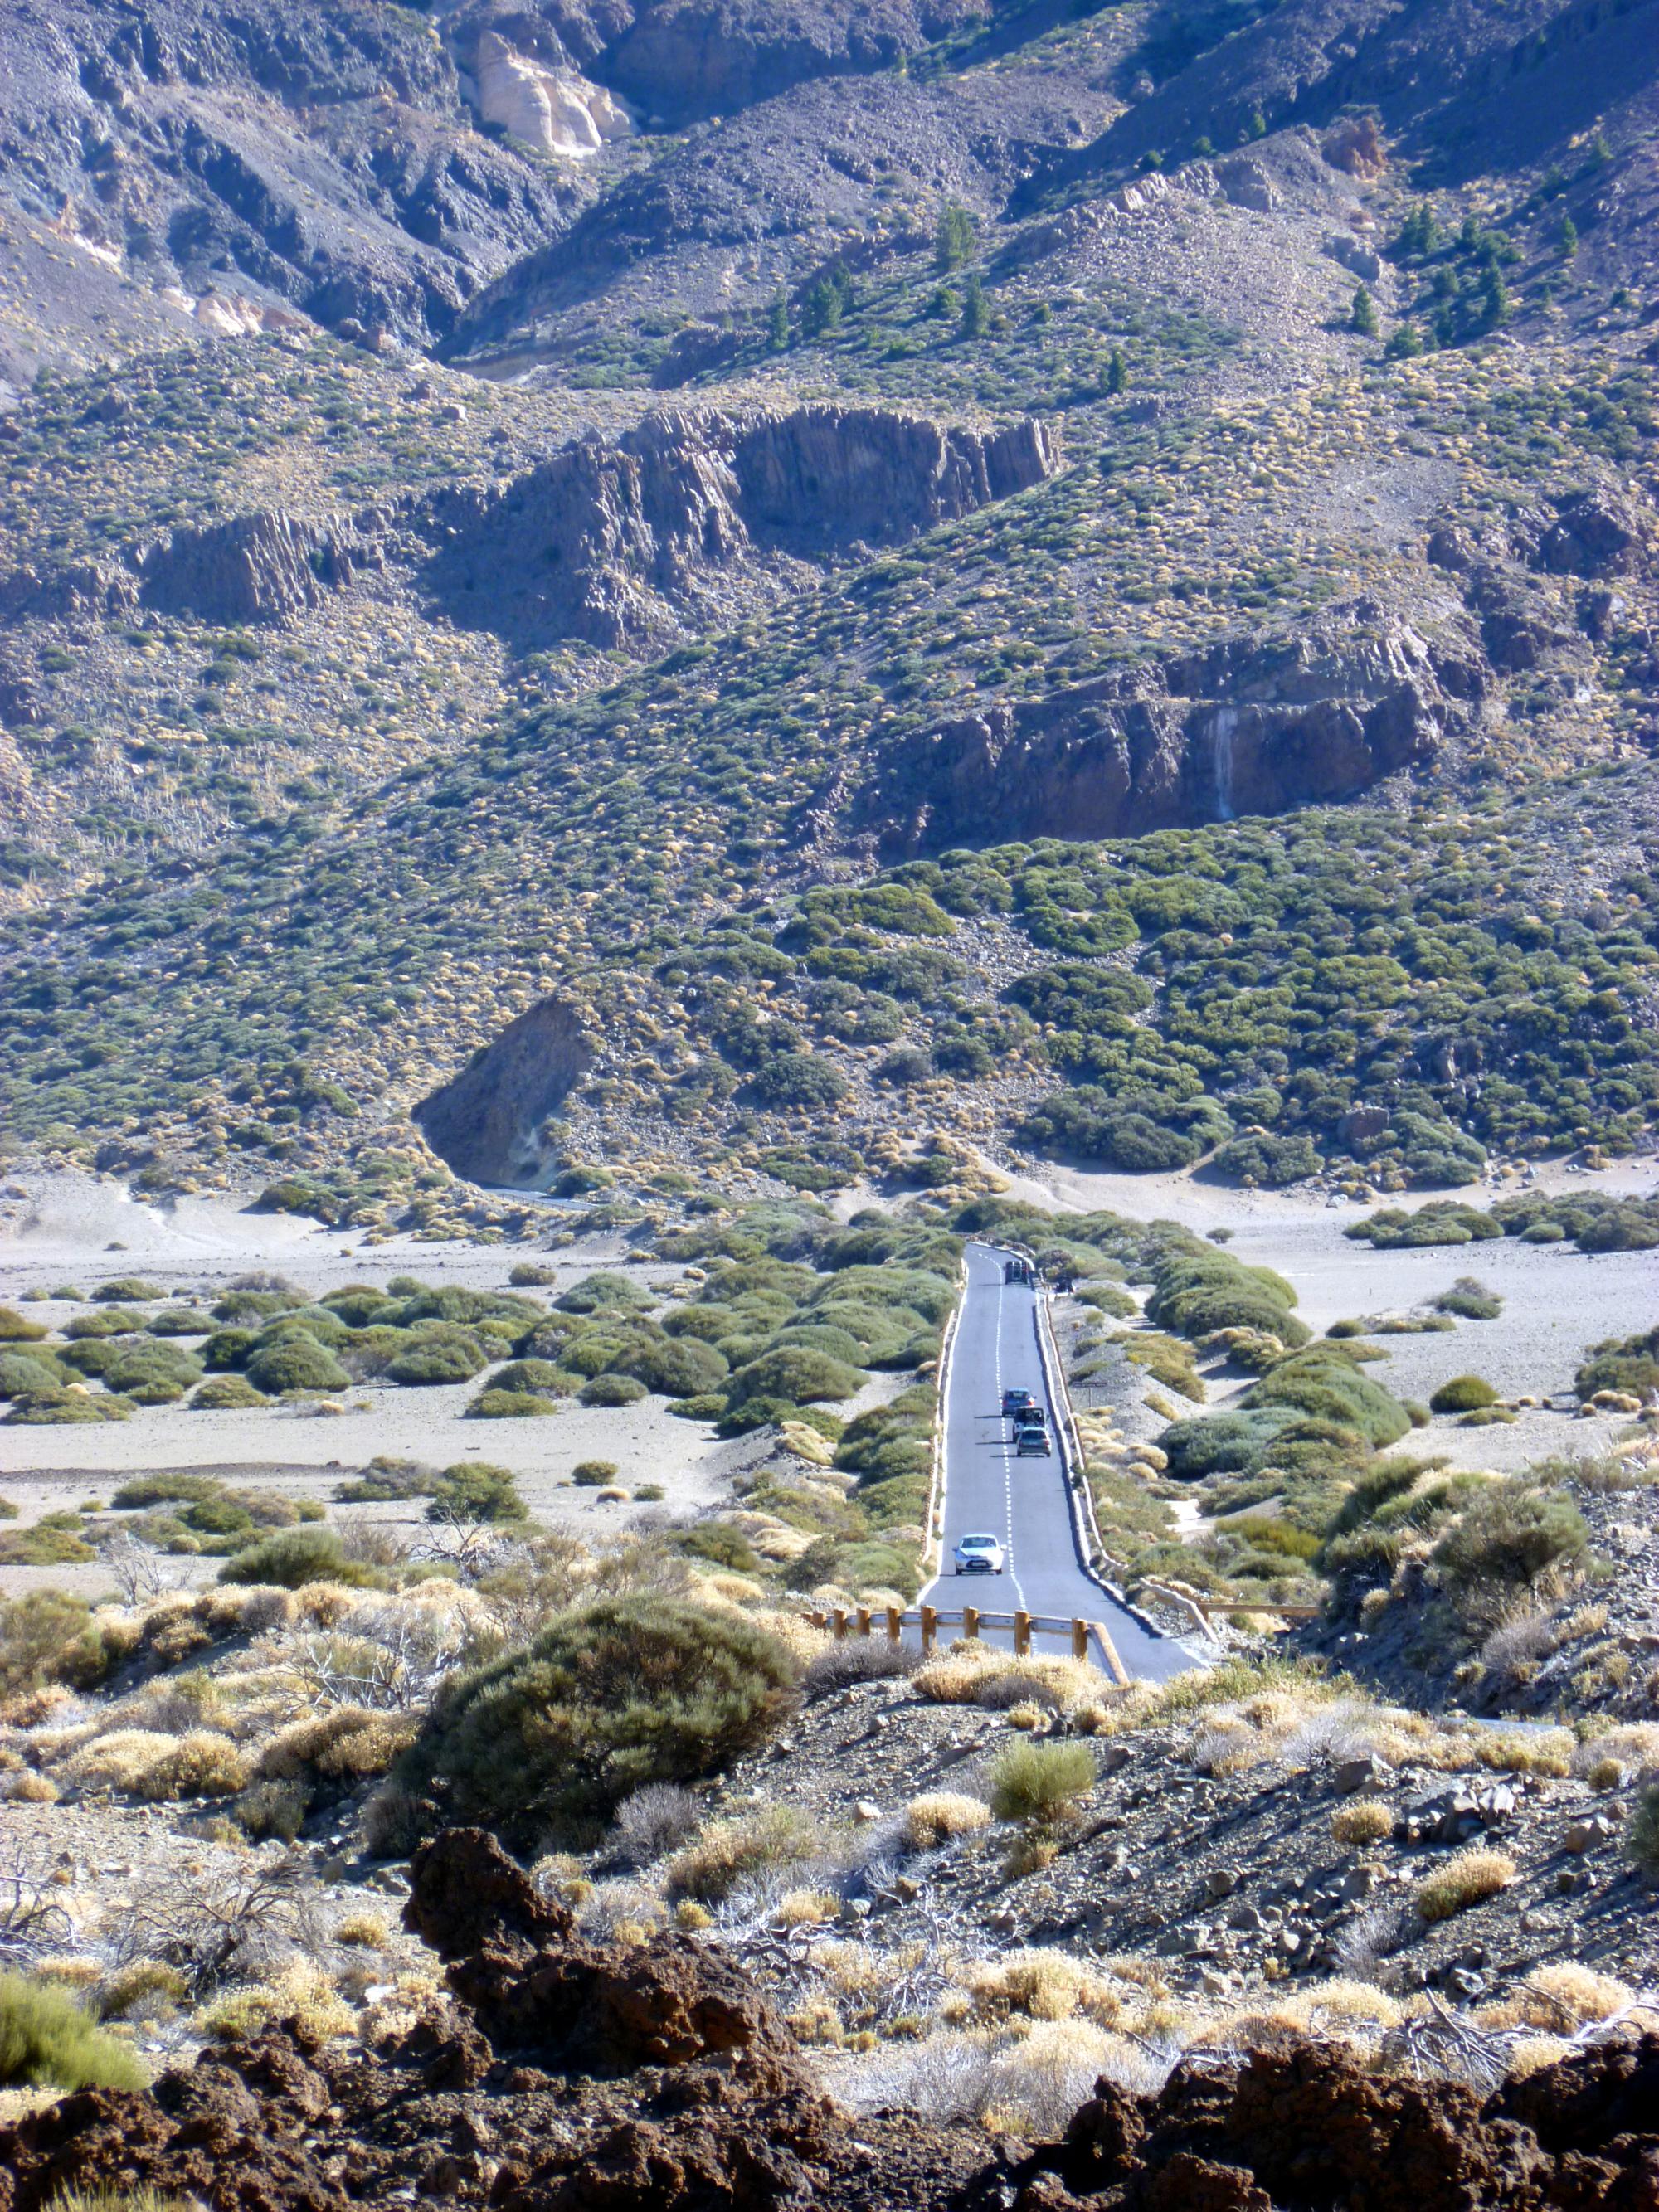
[921,1242,1199,1683]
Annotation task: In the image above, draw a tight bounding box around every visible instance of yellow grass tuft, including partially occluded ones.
[1331,1800,1394,1848]
[901,1791,992,1851]
[1415,1847,1516,1922]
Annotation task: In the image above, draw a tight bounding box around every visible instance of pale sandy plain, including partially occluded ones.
[2,1156,1653,1597]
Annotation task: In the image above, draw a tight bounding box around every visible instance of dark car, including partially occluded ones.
[1001,1387,1036,1417]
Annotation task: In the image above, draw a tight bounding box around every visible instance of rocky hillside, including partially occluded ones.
[0,0,1655,1206]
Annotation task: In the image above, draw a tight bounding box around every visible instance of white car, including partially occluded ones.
[953,1531,1005,1576]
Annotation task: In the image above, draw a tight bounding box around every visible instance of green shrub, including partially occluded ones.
[489,1358,571,1398]
[1433,1483,1591,1601]
[0,1349,69,1398]
[426,1462,528,1523]
[987,1739,1097,1824]
[0,1307,47,1344]
[580,1373,648,1406]
[0,1973,147,2092]
[572,1459,617,1486]
[100,1342,204,1403]
[218,1525,367,1588]
[1433,1277,1503,1321]
[0,1589,107,1698]
[557,1271,654,1316]
[1430,1375,1497,1414]
[202,1327,259,1370]
[727,1344,864,1407]
[399,1597,800,1847]
[386,1336,486,1386]
[676,1523,760,1573]
[192,1374,270,1410]
[246,1338,350,1395]
[64,1307,148,1339]
[467,1388,560,1419]
[1574,1325,1659,1402]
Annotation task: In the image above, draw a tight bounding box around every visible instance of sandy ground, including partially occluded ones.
[0,1169,913,1595]
[992,1153,1657,1477]
[2,1159,1651,1596]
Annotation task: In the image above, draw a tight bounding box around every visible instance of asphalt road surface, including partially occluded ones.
[919,1242,1196,1682]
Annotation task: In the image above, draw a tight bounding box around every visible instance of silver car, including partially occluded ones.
[953,1531,1005,1575]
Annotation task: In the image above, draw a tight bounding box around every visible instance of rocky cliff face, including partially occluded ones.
[449,0,993,127]
[424,402,1054,649]
[867,600,1477,853]
[415,996,594,1185]
[0,0,586,371]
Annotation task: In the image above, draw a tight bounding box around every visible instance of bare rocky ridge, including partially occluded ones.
[423,403,1053,648]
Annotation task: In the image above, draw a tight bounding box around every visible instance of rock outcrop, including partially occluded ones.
[415,995,594,1186]
[138,509,378,625]
[469,30,632,158]
[868,600,1472,852]
[425,402,1053,649]
[451,0,995,127]
[1,1825,1656,2212]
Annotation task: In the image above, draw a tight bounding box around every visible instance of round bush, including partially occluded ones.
[1429,1374,1498,1415]
[386,1338,487,1387]
[398,1597,800,1848]
[750,1053,849,1110]
[467,1388,560,1419]
[727,1344,864,1407]
[218,1525,359,1588]
[580,1373,648,1407]
[246,1338,351,1395]
[609,1334,729,1398]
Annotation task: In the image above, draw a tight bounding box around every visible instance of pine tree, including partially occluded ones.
[1350,286,1379,337]
[1558,214,1578,258]
[959,271,988,338]
[1106,348,1127,394]
[935,200,975,272]
[767,292,790,349]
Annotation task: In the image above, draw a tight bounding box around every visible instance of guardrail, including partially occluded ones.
[1135,1577,1323,1627]
[805,1599,1132,1688]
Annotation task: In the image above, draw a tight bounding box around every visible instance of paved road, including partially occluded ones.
[919,1242,1197,1682]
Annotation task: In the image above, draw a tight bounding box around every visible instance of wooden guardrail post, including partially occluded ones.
[856,1607,871,1638]
[886,1606,902,1644]
[962,1605,980,1641]
[921,1603,937,1654]
[1092,1621,1131,1689]
[1071,1617,1088,1660]
[833,1607,847,1641]
[1014,1610,1032,1657]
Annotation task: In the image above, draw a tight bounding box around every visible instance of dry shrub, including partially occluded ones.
[257,1706,418,1783]
[334,1912,389,1949]
[665,1806,821,1901]
[291,1582,358,1629]
[1233,1980,1403,2042]
[197,1962,351,2044]
[96,1961,187,2021]
[901,1792,991,1851]
[1331,1800,1394,1848]
[916,1646,1101,1712]
[1571,1723,1659,1778]
[1415,1848,1516,1922]
[773,1889,839,1928]
[3,1774,57,1804]
[134,1731,248,1801]
[965,1948,1125,2025]
[1506,2034,1574,2079]
[674,1900,713,1932]
[64,1729,178,1794]
[1480,1963,1644,2031]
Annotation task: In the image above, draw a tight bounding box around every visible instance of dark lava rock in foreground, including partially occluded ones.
[2,1829,1656,2212]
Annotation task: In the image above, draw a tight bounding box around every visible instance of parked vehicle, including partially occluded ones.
[953,1531,1005,1575]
